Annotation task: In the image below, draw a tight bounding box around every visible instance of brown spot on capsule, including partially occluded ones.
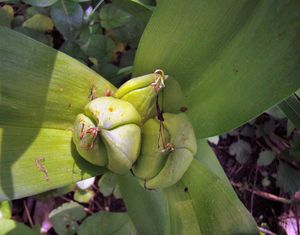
[108,107,114,112]
[104,89,113,97]
[180,107,188,112]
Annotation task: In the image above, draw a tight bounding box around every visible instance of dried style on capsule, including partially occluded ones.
[133,113,197,189]
[73,97,141,174]
[114,70,168,123]
[73,70,197,188]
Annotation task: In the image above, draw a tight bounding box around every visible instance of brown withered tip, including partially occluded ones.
[104,89,113,97]
[180,106,188,112]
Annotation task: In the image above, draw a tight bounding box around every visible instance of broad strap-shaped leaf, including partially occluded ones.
[133,0,300,137]
[164,160,258,235]
[195,139,229,183]
[119,139,258,235]
[118,173,169,235]
[0,28,116,130]
[0,28,115,200]
[279,92,300,130]
[0,127,105,201]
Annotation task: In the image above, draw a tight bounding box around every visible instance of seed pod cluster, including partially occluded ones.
[73,97,141,174]
[133,113,197,189]
[73,70,197,189]
[115,69,166,123]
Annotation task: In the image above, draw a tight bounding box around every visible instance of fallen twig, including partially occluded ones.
[231,181,298,204]
[258,226,277,235]
[23,200,34,228]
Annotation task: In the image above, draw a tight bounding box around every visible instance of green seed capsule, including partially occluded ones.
[133,113,197,189]
[133,119,170,180]
[73,97,142,174]
[114,70,167,123]
[73,114,108,166]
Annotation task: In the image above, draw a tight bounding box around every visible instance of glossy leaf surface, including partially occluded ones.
[134,0,300,137]
[119,139,258,235]
[279,93,300,130]
[164,160,258,235]
[118,173,169,235]
[0,28,115,200]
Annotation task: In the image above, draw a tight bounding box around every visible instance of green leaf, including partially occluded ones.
[118,173,169,235]
[287,134,300,160]
[229,139,251,164]
[22,14,54,32]
[113,184,122,199]
[25,6,49,19]
[99,3,132,30]
[0,28,115,132]
[261,177,271,187]
[98,172,118,197]
[0,28,116,200]
[34,184,75,200]
[92,62,119,80]
[12,15,25,28]
[276,161,300,195]
[0,219,35,235]
[23,0,58,7]
[70,0,89,2]
[257,151,276,166]
[112,17,145,47]
[0,127,105,201]
[0,201,11,219]
[50,0,83,40]
[164,160,258,235]
[14,26,53,46]
[133,0,300,137]
[0,7,11,28]
[1,5,13,20]
[74,188,95,203]
[0,0,19,3]
[80,34,115,62]
[279,93,300,130]
[195,139,229,183]
[287,120,296,136]
[78,212,137,235]
[119,139,257,234]
[112,0,153,23]
[265,105,286,120]
[49,201,86,235]
[59,41,87,62]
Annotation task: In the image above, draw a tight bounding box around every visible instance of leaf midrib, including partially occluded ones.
[60,0,74,32]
